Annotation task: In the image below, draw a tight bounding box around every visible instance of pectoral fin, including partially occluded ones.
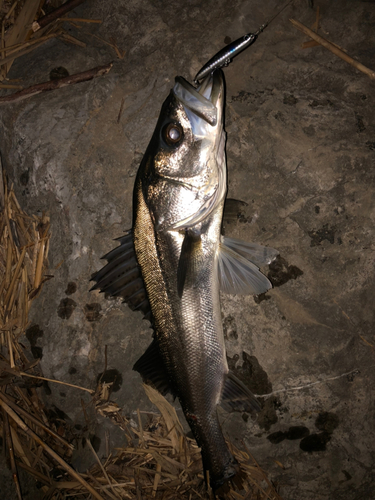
[177,229,202,298]
[218,236,278,295]
[220,371,260,413]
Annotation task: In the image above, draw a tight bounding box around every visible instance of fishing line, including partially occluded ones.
[259,0,295,34]
[254,369,360,399]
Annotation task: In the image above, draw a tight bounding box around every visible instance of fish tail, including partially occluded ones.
[207,455,239,492]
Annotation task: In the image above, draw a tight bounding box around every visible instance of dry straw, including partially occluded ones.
[0,0,122,91]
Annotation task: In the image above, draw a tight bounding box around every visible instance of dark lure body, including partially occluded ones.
[194,31,259,83]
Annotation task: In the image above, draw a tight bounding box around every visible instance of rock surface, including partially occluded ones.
[1,0,374,498]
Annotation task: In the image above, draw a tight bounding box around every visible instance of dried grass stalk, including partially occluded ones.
[290,18,375,80]
[2,0,41,75]
[88,383,283,499]
[0,167,102,500]
[0,398,105,500]
[0,0,103,83]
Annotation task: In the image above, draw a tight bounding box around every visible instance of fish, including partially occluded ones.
[91,70,278,491]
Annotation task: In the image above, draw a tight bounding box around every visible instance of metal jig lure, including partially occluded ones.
[194,24,265,83]
[194,0,294,83]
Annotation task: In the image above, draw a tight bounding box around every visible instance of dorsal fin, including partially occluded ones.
[90,230,152,319]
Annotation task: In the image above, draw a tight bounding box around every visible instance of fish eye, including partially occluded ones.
[163,122,183,146]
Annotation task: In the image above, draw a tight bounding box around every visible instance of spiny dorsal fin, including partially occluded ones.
[220,371,260,413]
[90,230,151,319]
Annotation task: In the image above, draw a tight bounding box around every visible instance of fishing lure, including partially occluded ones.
[194,0,294,83]
[194,25,265,83]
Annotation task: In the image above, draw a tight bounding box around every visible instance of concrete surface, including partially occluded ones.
[0,0,374,498]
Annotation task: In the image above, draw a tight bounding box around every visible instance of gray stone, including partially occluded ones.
[1,0,374,498]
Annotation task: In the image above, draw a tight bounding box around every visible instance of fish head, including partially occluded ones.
[137,70,226,231]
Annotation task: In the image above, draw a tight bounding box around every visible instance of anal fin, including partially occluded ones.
[220,371,261,413]
[133,340,173,396]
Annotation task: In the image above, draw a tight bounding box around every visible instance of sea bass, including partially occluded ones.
[92,70,278,490]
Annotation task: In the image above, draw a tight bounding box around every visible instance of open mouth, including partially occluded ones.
[173,71,224,134]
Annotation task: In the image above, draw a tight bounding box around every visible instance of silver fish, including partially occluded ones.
[92,70,278,490]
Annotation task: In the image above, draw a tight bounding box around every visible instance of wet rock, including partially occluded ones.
[300,432,331,453]
[57,298,77,319]
[309,99,334,108]
[355,113,365,133]
[25,324,44,359]
[315,412,339,434]
[84,302,102,322]
[89,434,101,453]
[96,369,123,392]
[231,351,272,396]
[65,282,77,295]
[49,66,70,80]
[285,426,310,440]
[223,314,238,340]
[267,256,303,287]
[20,169,29,186]
[283,94,298,106]
[308,224,336,246]
[254,292,271,304]
[267,431,286,444]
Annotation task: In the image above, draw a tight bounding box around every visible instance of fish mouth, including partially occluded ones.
[173,70,224,136]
